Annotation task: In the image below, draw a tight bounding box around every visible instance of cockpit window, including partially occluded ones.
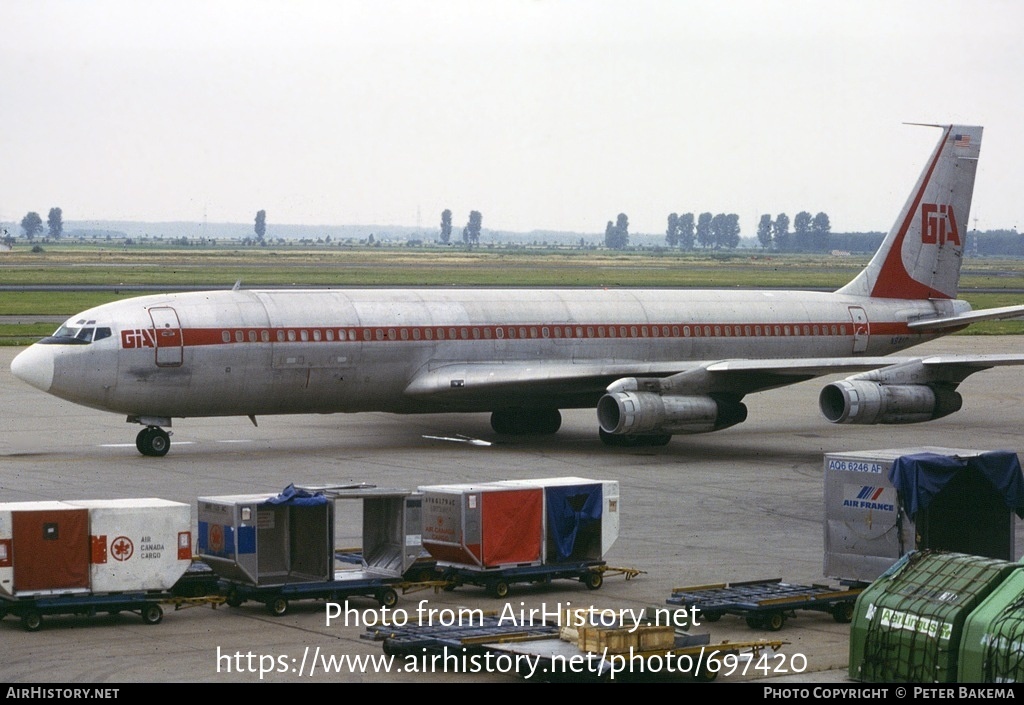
[38,322,112,345]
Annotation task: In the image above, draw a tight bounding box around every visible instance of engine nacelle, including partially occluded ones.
[818,380,962,425]
[597,391,747,435]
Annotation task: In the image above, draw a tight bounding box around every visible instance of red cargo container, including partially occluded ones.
[0,501,90,596]
[420,484,543,569]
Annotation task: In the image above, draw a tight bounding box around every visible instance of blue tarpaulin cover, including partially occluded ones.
[263,484,330,507]
[545,483,603,562]
[888,451,1024,519]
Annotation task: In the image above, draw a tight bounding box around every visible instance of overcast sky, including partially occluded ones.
[2,0,1022,237]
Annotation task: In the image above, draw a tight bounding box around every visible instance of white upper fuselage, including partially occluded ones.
[12,286,969,419]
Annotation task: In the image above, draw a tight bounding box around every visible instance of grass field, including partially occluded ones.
[2,244,1022,344]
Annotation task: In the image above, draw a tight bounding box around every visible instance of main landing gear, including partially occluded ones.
[490,408,562,435]
[136,426,171,457]
[598,428,673,447]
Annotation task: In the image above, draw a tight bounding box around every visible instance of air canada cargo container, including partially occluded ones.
[959,568,1024,682]
[493,477,619,563]
[64,499,192,593]
[418,483,543,569]
[0,498,192,598]
[848,551,1021,682]
[824,447,1024,583]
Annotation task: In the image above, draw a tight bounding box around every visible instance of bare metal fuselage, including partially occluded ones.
[43,286,963,419]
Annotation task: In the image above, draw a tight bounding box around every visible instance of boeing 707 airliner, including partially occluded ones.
[12,124,1024,455]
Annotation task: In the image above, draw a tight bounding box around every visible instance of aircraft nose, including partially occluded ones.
[11,344,55,392]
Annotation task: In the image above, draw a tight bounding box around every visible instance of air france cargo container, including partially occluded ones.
[418,483,544,569]
[824,447,1024,583]
[493,477,619,563]
[0,499,192,597]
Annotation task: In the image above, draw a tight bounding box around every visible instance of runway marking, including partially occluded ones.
[100,442,196,447]
[216,439,254,444]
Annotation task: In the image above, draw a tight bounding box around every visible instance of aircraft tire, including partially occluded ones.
[490,409,561,435]
[137,427,170,457]
[598,429,672,447]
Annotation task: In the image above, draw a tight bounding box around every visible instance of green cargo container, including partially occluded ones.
[849,551,1019,682]
[959,569,1024,682]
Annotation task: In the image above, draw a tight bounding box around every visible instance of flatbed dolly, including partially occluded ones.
[220,573,410,616]
[0,591,167,632]
[363,615,784,682]
[438,561,641,598]
[665,578,865,631]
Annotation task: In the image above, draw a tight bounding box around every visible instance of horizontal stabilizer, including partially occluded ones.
[907,304,1024,331]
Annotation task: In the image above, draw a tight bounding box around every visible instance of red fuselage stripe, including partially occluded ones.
[122,320,916,349]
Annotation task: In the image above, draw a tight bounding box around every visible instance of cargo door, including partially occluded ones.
[149,306,183,367]
[849,306,869,354]
[12,509,89,592]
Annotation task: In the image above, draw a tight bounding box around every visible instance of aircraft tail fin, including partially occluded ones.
[837,124,982,300]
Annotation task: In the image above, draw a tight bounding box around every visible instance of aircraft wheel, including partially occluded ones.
[490,409,561,435]
[142,603,163,625]
[599,429,640,447]
[535,409,561,434]
[647,433,673,446]
[137,427,170,457]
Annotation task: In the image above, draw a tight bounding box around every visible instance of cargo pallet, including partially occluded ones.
[439,561,641,598]
[0,591,168,632]
[665,578,865,631]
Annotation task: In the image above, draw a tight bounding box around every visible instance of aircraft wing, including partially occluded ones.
[907,304,1024,331]
[404,354,1024,405]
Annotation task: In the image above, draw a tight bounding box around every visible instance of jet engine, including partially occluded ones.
[818,380,962,425]
[597,391,747,435]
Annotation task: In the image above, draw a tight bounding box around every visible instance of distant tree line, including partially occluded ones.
[11,205,1023,257]
[665,211,741,250]
[605,213,629,249]
[435,209,483,248]
[18,208,63,240]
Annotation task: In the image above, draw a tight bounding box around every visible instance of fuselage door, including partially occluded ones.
[149,306,183,367]
[848,306,869,354]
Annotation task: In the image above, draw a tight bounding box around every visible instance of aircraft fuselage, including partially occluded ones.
[21,287,965,419]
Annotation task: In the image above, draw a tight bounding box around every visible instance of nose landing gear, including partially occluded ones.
[136,426,171,457]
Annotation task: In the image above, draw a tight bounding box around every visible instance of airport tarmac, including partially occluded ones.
[1,337,1023,684]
